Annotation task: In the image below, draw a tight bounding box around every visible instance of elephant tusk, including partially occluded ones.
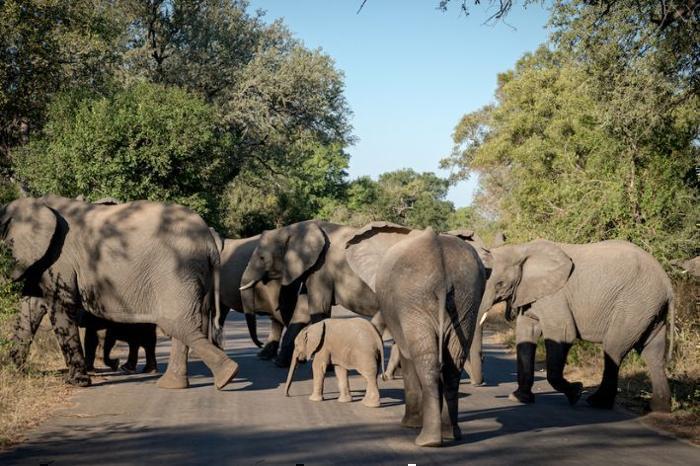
[479,311,489,327]
[239,280,256,291]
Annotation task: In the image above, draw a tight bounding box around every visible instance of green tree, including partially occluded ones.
[14,82,232,223]
[442,43,698,262]
[0,0,123,166]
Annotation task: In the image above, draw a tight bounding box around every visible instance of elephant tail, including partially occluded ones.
[437,287,446,370]
[208,243,224,349]
[666,293,675,364]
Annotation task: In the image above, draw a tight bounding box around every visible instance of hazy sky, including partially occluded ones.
[249,1,550,207]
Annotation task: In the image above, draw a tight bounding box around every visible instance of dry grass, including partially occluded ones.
[486,278,700,444]
[0,316,73,450]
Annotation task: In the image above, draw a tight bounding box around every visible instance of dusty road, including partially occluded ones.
[2,311,697,465]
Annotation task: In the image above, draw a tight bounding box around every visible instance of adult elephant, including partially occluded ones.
[210,231,309,360]
[0,196,237,389]
[239,220,380,367]
[473,239,672,412]
[345,222,487,447]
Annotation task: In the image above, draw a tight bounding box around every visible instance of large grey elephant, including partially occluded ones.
[472,239,673,412]
[345,223,487,447]
[211,231,310,360]
[0,196,238,389]
[239,220,380,366]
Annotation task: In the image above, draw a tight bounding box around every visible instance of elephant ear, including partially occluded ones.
[282,221,326,286]
[345,221,413,292]
[512,240,573,308]
[208,227,224,253]
[305,321,326,357]
[1,198,58,280]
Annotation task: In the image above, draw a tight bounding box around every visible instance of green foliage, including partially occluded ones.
[225,141,349,237]
[320,169,458,230]
[443,8,699,263]
[14,83,232,223]
[0,243,20,349]
[0,0,123,165]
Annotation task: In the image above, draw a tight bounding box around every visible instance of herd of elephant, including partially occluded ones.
[2,195,677,447]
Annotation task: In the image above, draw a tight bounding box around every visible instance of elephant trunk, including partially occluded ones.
[284,349,300,396]
[245,313,264,348]
[468,285,496,386]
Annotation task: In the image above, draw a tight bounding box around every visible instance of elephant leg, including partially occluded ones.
[335,365,352,403]
[121,340,139,373]
[386,343,401,379]
[509,313,541,404]
[400,354,423,429]
[360,369,380,408]
[586,352,620,409]
[10,299,48,368]
[544,339,582,405]
[50,306,90,387]
[258,319,283,360]
[309,356,328,401]
[83,326,99,372]
[412,348,443,447]
[640,324,671,412]
[276,322,307,368]
[441,356,462,441]
[157,338,190,389]
[189,335,239,390]
[142,329,158,373]
[103,330,120,371]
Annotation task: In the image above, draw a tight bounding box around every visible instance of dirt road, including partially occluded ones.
[2,312,697,465]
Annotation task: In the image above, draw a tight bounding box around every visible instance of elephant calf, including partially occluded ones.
[284,318,385,408]
[80,312,157,374]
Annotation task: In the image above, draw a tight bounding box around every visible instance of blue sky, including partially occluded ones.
[249,1,551,207]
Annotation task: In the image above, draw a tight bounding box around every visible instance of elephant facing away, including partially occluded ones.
[239,220,381,367]
[474,239,672,412]
[284,317,385,407]
[1,196,237,389]
[346,223,487,447]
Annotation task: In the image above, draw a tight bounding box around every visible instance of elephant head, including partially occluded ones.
[0,198,63,294]
[239,221,326,337]
[483,239,573,318]
[284,321,326,396]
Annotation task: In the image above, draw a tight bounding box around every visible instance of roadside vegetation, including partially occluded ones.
[0,0,697,448]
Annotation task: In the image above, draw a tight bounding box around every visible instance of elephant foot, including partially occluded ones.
[649,396,671,413]
[401,415,422,429]
[257,341,279,360]
[65,372,91,387]
[157,372,189,389]
[565,382,583,406]
[86,365,96,374]
[442,424,462,441]
[338,394,352,403]
[105,358,120,372]
[142,365,159,374]
[508,389,535,404]
[214,359,239,390]
[415,430,442,448]
[309,393,323,402]
[586,390,615,409]
[120,363,137,374]
[361,395,380,408]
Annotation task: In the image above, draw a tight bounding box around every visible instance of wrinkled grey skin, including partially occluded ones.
[346,223,486,447]
[211,232,309,360]
[475,239,672,412]
[240,221,380,367]
[284,318,385,407]
[0,196,237,390]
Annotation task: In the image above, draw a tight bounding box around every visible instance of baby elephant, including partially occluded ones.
[284,318,385,407]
